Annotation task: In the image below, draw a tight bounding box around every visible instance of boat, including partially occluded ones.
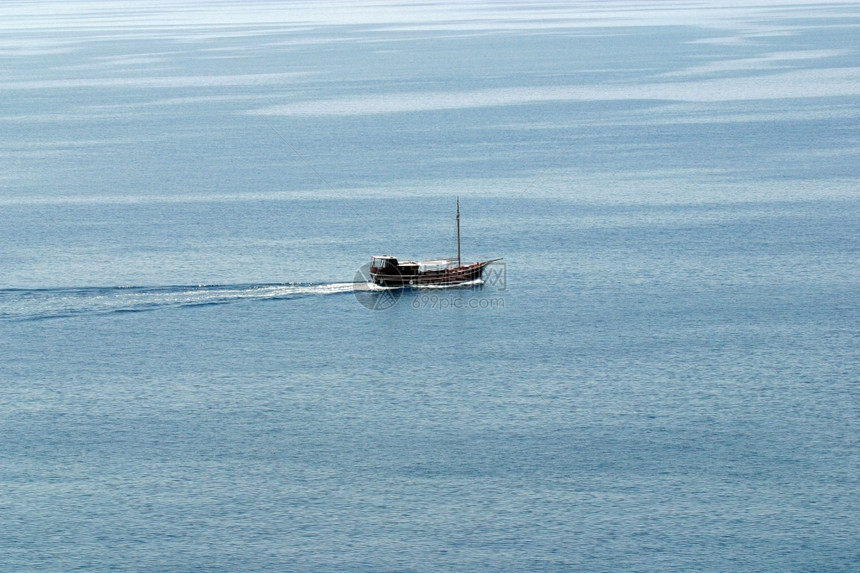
[368,198,500,287]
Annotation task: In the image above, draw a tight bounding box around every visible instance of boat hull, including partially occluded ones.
[371,260,491,287]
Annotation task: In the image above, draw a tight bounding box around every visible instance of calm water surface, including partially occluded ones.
[1,2,858,571]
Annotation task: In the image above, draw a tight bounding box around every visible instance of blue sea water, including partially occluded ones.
[1,2,859,571]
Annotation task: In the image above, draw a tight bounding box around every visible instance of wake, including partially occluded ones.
[0,282,359,321]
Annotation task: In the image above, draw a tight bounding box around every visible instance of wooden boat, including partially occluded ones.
[369,198,500,287]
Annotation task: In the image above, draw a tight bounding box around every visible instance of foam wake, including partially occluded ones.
[0,282,358,321]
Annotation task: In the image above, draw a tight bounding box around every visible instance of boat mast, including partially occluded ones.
[456,196,461,267]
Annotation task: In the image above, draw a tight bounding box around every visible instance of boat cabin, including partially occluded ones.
[370,256,398,274]
[370,256,418,277]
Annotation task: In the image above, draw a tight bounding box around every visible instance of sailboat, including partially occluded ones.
[368,198,500,287]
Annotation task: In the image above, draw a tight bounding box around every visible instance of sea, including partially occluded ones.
[1,2,858,571]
